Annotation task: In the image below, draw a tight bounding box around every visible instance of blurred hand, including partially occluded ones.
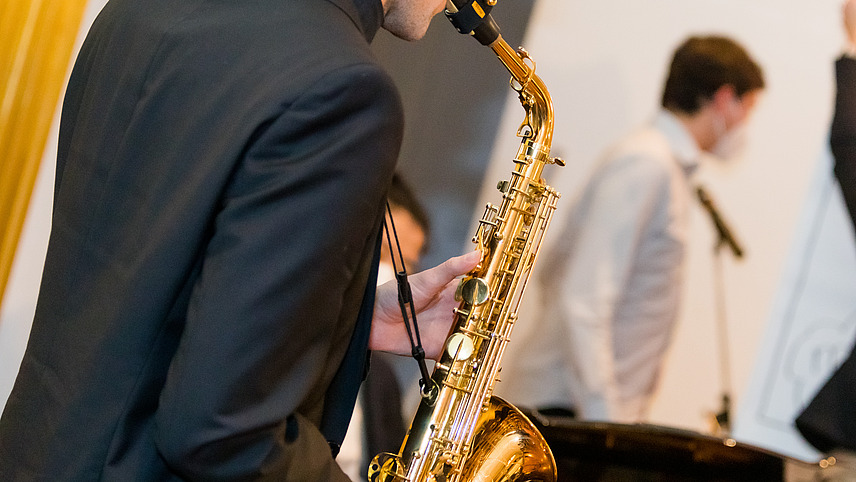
[845,0,856,47]
[370,250,481,360]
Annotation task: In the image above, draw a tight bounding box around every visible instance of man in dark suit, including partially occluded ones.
[795,0,856,457]
[0,0,479,480]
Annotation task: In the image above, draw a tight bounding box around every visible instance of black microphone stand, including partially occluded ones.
[696,184,742,437]
[712,234,735,436]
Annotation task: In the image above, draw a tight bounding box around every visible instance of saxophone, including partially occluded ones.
[370,2,562,480]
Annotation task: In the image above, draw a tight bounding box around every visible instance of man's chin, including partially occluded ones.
[382,22,431,41]
[382,5,443,42]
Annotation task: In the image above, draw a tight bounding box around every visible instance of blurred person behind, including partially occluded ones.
[498,35,764,423]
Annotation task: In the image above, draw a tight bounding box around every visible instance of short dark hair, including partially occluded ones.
[661,35,765,114]
[387,172,431,252]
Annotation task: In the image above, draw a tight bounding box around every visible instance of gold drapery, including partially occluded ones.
[0,0,88,308]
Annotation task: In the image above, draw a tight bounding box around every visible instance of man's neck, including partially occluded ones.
[671,107,716,152]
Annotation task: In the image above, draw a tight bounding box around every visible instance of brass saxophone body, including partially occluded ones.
[370,3,562,481]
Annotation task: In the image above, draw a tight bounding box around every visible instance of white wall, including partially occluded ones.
[0,0,109,409]
[480,0,848,460]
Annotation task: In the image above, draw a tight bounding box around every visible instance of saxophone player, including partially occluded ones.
[0,0,480,480]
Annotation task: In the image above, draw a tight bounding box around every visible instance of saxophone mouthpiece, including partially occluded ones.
[444,0,500,45]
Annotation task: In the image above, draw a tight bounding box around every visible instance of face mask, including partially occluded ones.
[711,122,749,161]
[710,95,749,161]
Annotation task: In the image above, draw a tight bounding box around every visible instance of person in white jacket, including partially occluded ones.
[498,35,764,423]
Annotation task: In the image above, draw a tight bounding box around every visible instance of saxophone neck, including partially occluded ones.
[489,37,555,169]
[444,1,555,167]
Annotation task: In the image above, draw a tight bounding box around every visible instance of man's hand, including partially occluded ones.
[370,250,481,360]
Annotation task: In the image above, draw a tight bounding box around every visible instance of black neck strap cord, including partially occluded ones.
[382,202,437,401]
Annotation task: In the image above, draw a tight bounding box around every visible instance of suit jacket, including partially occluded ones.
[0,0,402,479]
[794,56,856,453]
[361,353,407,467]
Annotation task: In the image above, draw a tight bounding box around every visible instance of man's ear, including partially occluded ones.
[711,84,737,111]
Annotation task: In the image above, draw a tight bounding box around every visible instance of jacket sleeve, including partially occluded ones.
[795,345,856,453]
[153,63,402,481]
[832,56,856,233]
[795,56,856,454]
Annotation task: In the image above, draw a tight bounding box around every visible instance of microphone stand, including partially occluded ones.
[696,185,742,437]
[712,235,734,436]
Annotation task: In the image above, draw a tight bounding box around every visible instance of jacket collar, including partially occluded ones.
[653,108,701,177]
[326,0,385,43]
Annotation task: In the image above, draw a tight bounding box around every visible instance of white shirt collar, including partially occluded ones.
[652,108,701,176]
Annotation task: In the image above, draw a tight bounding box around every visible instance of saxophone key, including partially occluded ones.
[441,378,474,394]
[459,327,490,340]
[445,333,475,361]
[451,307,470,319]
[459,277,490,305]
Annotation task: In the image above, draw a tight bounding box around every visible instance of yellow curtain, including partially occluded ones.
[0,0,88,308]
